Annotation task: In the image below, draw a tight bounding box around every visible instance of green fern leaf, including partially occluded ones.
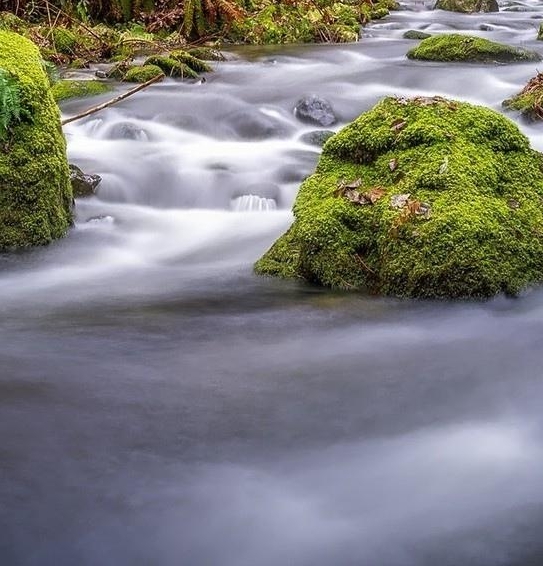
[0,68,22,141]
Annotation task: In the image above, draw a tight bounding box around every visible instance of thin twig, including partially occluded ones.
[61,73,165,126]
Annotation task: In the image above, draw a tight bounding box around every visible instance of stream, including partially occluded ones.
[3,1,543,564]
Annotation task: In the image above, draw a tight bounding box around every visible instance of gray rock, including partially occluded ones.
[294,95,337,127]
[403,30,431,40]
[69,164,101,198]
[300,130,335,147]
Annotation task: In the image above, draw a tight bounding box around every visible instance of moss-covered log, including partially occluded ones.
[255,96,543,299]
[0,31,72,250]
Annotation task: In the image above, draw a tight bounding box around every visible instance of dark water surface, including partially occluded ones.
[3,1,543,564]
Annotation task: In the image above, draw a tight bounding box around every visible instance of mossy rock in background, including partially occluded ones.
[0,31,72,250]
[538,23,543,41]
[123,64,164,83]
[169,50,213,73]
[255,96,543,299]
[434,0,498,12]
[188,47,225,61]
[51,79,112,102]
[407,34,541,63]
[51,27,78,55]
[143,55,198,79]
[0,11,26,33]
[503,72,543,121]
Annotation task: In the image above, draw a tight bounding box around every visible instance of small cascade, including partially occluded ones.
[230,194,277,211]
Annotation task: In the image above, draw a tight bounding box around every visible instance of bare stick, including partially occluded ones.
[61,74,165,126]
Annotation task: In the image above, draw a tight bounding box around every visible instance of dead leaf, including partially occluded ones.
[364,186,386,204]
[389,158,398,172]
[390,193,410,209]
[390,118,407,133]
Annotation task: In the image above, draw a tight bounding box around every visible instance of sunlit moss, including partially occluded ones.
[51,79,112,101]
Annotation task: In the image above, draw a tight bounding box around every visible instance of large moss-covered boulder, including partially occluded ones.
[0,31,72,250]
[434,0,498,12]
[407,34,541,63]
[255,96,543,299]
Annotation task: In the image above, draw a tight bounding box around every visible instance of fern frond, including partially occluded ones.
[184,0,196,35]
[0,68,22,141]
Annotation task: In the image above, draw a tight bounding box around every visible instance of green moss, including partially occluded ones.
[0,11,26,33]
[503,73,543,121]
[143,55,198,79]
[51,27,78,55]
[188,47,225,61]
[169,50,213,73]
[538,23,543,41]
[123,64,164,83]
[0,31,72,250]
[434,0,498,12]
[255,96,543,299]
[51,79,112,102]
[407,33,541,63]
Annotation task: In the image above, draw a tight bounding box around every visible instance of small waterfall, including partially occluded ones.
[230,194,278,211]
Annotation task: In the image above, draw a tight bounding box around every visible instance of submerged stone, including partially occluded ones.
[407,33,541,63]
[255,96,543,299]
[300,130,336,147]
[0,31,72,250]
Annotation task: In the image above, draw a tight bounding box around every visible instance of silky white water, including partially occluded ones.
[2,1,543,564]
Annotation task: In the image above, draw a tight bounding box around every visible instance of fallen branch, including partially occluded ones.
[61,73,165,126]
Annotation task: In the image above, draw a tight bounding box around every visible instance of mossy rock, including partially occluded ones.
[188,47,225,61]
[123,64,164,83]
[407,34,541,63]
[169,50,213,73]
[0,11,26,33]
[538,23,543,41]
[0,31,72,250]
[51,27,78,55]
[503,73,543,121]
[143,55,198,79]
[255,96,543,299]
[51,79,112,102]
[434,0,498,12]
[403,30,431,40]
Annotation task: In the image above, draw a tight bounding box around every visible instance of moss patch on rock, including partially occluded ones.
[123,64,164,83]
[143,55,198,79]
[51,79,112,102]
[503,72,543,121]
[434,0,498,13]
[255,96,543,299]
[170,50,213,73]
[407,33,541,63]
[0,31,72,250]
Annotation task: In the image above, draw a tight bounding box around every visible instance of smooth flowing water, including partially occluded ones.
[3,2,543,564]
